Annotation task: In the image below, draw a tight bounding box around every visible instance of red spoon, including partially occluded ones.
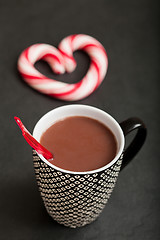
[14,117,53,161]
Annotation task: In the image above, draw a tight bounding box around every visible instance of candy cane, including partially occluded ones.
[17,34,108,101]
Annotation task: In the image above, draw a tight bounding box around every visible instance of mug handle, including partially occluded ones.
[119,117,147,170]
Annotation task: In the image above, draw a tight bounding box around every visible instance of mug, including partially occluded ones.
[32,105,147,228]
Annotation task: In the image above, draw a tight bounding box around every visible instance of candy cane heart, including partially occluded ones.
[17,34,108,101]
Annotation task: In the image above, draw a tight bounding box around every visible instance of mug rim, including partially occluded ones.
[33,104,125,175]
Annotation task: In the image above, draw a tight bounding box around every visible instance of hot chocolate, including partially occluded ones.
[40,116,117,172]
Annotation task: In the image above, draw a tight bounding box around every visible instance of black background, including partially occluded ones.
[0,0,159,239]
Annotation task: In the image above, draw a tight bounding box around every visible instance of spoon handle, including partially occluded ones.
[14,117,53,161]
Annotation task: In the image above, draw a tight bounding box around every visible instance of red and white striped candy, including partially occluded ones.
[18,34,108,101]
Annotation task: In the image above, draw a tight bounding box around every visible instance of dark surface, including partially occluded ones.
[0,0,159,239]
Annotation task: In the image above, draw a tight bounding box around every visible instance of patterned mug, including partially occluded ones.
[32,105,147,228]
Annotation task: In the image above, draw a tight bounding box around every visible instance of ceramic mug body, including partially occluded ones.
[32,105,146,228]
